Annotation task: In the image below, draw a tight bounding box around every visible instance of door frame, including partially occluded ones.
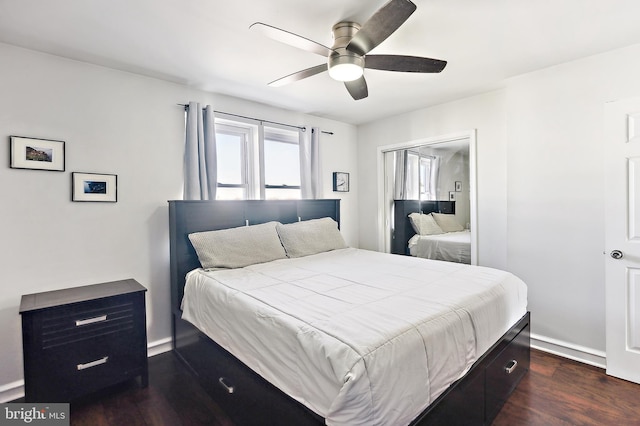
[376,129,478,264]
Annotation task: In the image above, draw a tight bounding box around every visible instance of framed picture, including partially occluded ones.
[455,181,462,192]
[10,136,65,171]
[449,191,456,201]
[72,172,117,202]
[333,172,350,192]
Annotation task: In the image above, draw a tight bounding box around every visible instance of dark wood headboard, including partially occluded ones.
[391,200,455,255]
[168,199,340,315]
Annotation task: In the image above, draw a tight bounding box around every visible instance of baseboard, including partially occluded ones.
[147,336,173,357]
[530,332,607,369]
[0,380,25,404]
[0,337,174,403]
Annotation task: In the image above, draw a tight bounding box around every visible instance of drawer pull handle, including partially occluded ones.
[77,356,109,370]
[218,377,234,394]
[504,359,518,374]
[76,315,107,326]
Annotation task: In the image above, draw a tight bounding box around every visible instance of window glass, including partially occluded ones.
[265,187,302,200]
[264,140,300,186]
[419,157,433,199]
[214,120,301,200]
[215,187,246,200]
[216,132,244,185]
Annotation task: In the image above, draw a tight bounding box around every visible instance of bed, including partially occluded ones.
[393,199,471,264]
[408,231,471,264]
[169,199,530,426]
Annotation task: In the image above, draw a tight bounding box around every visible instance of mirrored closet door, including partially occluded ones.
[382,135,477,264]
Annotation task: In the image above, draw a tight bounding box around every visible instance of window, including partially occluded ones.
[407,151,436,200]
[419,156,434,200]
[214,116,301,200]
[215,123,251,200]
[263,126,301,200]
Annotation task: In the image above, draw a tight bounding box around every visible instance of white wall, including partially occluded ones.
[0,43,358,401]
[358,42,640,365]
[504,43,640,359]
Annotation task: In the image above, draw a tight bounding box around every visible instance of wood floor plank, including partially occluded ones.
[129,386,183,426]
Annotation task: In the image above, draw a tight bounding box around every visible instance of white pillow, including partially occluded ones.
[188,221,287,269]
[431,213,464,233]
[408,213,444,235]
[276,217,347,258]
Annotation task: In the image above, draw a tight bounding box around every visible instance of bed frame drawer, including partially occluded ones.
[174,317,323,426]
[485,321,530,423]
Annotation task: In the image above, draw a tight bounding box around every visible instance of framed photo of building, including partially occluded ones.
[10,136,65,171]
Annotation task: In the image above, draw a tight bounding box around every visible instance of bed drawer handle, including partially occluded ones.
[77,356,109,370]
[218,377,235,394]
[76,315,107,326]
[504,359,518,374]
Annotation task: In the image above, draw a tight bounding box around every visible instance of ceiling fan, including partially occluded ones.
[250,0,447,100]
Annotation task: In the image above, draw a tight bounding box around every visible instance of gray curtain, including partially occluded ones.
[394,150,408,199]
[184,102,217,200]
[299,127,321,199]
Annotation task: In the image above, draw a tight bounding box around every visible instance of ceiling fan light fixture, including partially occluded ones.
[328,63,363,82]
[328,54,364,82]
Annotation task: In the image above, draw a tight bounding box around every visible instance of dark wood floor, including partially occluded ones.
[66,349,640,425]
[493,350,640,426]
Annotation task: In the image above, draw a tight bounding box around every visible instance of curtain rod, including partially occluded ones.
[177,104,333,135]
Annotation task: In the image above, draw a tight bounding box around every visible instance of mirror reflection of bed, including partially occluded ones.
[392,200,471,264]
[383,136,475,264]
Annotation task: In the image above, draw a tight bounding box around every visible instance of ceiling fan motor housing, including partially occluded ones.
[328,22,364,81]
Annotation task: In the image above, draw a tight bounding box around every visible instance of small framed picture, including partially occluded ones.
[333,172,350,192]
[449,191,456,201]
[10,136,65,171]
[72,172,117,202]
[455,181,462,192]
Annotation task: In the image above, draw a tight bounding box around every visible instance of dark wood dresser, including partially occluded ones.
[19,279,148,403]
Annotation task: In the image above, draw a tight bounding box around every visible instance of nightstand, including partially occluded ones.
[19,279,148,402]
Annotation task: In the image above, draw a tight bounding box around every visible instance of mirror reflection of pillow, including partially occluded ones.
[276,217,347,258]
[431,213,464,233]
[408,212,444,235]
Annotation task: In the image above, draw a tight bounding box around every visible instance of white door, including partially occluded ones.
[605,97,640,384]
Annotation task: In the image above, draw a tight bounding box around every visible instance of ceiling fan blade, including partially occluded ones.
[346,0,417,56]
[365,55,447,73]
[344,76,368,100]
[268,64,328,87]
[250,22,334,57]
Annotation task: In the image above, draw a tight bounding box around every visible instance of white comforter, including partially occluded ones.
[181,248,527,426]
[409,230,471,264]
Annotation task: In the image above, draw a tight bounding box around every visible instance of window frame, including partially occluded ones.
[262,125,302,200]
[214,114,301,200]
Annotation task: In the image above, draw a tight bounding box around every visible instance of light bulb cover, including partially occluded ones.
[328,54,364,82]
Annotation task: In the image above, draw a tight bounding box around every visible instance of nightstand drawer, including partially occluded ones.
[40,295,135,349]
[32,334,143,401]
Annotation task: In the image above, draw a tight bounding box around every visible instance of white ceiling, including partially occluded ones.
[1,0,640,124]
